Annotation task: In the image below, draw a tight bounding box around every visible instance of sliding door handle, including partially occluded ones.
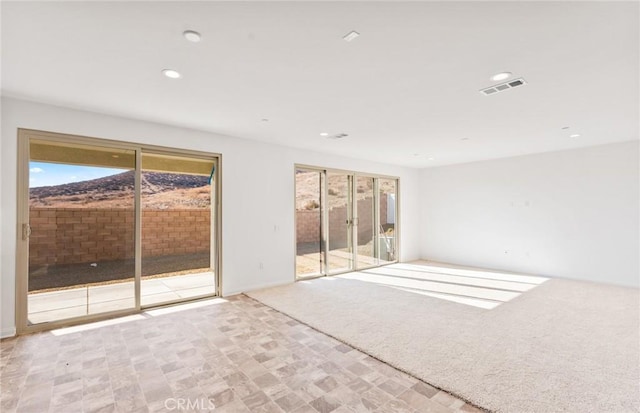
[22,223,31,240]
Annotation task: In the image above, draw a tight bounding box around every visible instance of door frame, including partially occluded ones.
[293,164,400,281]
[325,171,354,276]
[293,166,327,279]
[16,128,222,335]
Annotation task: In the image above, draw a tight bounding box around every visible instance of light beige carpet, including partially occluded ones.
[246,262,640,413]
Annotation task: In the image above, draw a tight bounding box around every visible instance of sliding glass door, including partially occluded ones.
[17,130,220,333]
[140,152,216,306]
[294,166,398,280]
[378,178,397,264]
[355,176,376,269]
[26,139,137,324]
[327,172,353,274]
[295,168,324,278]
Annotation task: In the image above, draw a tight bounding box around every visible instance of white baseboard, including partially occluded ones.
[223,279,292,297]
[1,327,16,339]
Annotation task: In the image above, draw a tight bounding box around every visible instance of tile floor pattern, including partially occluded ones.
[1,295,484,413]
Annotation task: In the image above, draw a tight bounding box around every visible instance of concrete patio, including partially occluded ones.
[28,271,215,324]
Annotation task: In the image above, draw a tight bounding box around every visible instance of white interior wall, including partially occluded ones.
[0,97,421,337]
[2,96,636,338]
[420,141,639,287]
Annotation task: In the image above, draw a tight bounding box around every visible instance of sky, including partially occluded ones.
[29,162,128,188]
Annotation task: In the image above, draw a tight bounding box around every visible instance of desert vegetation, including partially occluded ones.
[295,170,395,210]
[30,171,211,209]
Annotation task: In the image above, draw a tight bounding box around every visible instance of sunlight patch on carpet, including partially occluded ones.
[345,263,548,309]
[246,262,639,413]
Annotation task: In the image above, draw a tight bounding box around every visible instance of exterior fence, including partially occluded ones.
[29,208,210,266]
[30,195,389,267]
[296,194,388,244]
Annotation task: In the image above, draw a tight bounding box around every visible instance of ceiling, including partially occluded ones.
[2,1,638,168]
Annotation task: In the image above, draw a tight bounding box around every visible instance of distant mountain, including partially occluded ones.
[30,171,210,208]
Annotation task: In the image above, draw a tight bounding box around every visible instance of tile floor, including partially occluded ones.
[1,295,483,413]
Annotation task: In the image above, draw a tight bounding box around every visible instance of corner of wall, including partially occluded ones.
[1,328,17,339]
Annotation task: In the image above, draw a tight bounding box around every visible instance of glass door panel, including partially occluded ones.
[378,178,397,264]
[27,139,136,325]
[327,173,353,273]
[293,166,399,281]
[355,176,376,268]
[295,169,324,278]
[140,152,216,306]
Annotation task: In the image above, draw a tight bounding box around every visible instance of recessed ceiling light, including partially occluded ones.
[183,30,201,43]
[569,134,581,138]
[343,31,360,42]
[427,157,435,161]
[319,132,329,137]
[491,72,512,82]
[162,69,181,79]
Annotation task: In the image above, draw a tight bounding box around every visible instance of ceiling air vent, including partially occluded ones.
[480,78,527,96]
[327,133,348,140]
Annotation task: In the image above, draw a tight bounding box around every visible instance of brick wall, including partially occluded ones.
[31,196,386,265]
[141,210,210,257]
[29,208,210,266]
[296,210,321,243]
[296,195,388,244]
